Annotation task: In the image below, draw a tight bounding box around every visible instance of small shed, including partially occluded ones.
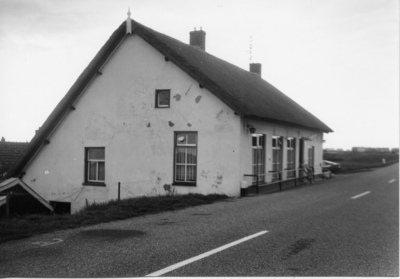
[0,178,54,216]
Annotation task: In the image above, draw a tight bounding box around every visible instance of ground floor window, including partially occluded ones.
[252,134,265,184]
[85,147,105,186]
[174,132,197,186]
[287,138,296,178]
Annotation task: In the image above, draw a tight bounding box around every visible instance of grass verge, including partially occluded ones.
[0,193,229,244]
[324,152,399,174]
[337,161,398,174]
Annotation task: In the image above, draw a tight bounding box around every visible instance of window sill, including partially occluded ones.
[172,182,197,187]
[82,182,106,187]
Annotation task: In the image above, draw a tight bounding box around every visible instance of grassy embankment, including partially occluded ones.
[0,193,229,244]
[324,152,399,174]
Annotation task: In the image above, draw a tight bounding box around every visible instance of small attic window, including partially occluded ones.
[155,90,170,108]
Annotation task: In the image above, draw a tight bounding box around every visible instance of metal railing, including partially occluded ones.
[244,165,326,194]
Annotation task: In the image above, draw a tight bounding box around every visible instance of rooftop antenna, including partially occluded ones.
[249,36,253,63]
[126,7,132,34]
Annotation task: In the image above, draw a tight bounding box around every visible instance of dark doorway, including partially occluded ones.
[50,201,71,214]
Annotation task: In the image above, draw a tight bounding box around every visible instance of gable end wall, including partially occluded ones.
[22,34,243,213]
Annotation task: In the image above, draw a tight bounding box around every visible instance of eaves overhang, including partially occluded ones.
[244,115,333,134]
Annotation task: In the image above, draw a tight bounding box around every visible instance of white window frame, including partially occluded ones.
[286,137,296,178]
[252,134,265,183]
[174,132,197,185]
[156,89,170,108]
[86,148,105,184]
[272,136,283,180]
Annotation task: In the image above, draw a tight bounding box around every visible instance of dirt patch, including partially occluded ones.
[282,238,316,260]
[190,213,212,216]
[79,229,145,240]
[157,221,176,226]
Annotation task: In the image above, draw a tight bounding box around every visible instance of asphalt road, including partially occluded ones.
[0,164,398,276]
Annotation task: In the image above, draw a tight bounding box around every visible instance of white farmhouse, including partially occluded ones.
[7,17,332,213]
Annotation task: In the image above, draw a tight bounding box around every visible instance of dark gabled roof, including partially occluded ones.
[0,142,29,166]
[0,142,29,178]
[7,18,332,178]
[133,21,332,133]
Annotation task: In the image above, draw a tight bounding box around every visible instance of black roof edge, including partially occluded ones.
[245,115,333,133]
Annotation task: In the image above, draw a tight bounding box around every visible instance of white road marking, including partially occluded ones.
[389,179,396,183]
[351,191,371,199]
[146,230,269,276]
[32,238,63,247]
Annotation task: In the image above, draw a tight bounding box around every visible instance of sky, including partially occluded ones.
[0,0,398,150]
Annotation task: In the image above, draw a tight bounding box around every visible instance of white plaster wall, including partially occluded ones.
[22,34,243,213]
[239,119,324,186]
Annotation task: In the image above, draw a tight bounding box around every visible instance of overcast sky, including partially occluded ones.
[0,0,398,150]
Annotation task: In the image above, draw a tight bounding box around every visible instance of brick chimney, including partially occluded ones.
[190,28,206,51]
[250,63,262,77]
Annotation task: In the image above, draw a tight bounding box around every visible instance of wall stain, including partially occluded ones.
[212,173,223,188]
[147,122,151,128]
[195,96,202,103]
[201,170,209,178]
[185,85,192,95]
[173,94,181,101]
[216,110,224,119]
[187,123,192,127]
[168,121,175,127]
